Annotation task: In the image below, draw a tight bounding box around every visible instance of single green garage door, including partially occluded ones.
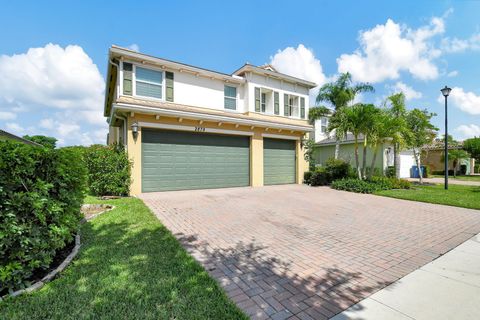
[263,138,296,185]
[142,129,250,192]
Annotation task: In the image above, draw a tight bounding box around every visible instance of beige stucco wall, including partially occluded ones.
[122,112,308,195]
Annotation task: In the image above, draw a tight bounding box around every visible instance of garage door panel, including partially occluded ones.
[142,129,250,192]
[264,138,296,185]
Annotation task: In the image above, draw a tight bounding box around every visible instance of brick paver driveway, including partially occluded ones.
[140,185,480,320]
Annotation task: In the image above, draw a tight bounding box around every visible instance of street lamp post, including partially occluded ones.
[440,86,452,190]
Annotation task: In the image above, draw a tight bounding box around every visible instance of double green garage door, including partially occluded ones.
[142,129,296,192]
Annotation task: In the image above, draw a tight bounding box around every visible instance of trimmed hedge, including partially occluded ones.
[84,144,131,196]
[331,177,411,194]
[306,158,352,186]
[0,141,86,292]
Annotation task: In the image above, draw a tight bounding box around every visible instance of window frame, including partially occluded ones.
[224,85,237,110]
[261,92,267,113]
[132,63,166,101]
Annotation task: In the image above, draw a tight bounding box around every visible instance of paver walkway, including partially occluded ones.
[407,177,480,186]
[140,185,480,319]
[333,232,480,320]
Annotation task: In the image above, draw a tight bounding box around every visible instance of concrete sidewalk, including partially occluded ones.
[407,177,480,186]
[332,233,480,320]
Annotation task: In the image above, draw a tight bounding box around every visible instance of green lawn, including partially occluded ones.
[0,197,246,320]
[431,174,480,182]
[376,184,480,210]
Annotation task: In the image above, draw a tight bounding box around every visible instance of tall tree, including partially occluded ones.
[463,137,480,161]
[405,108,437,184]
[367,108,397,179]
[308,73,374,158]
[22,135,57,149]
[358,104,381,179]
[385,93,409,178]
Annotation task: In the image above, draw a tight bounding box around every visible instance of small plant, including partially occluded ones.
[324,158,352,181]
[303,171,313,184]
[310,168,331,186]
[385,166,395,178]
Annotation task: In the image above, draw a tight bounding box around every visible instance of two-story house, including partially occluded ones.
[104,46,316,194]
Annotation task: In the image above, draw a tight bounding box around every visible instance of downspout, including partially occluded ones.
[108,59,128,149]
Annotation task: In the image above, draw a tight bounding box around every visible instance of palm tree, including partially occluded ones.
[358,104,381,179]
[366,108,401,179]
[308,73,374,158]
[385,93,409,178]
[447,149,471,177]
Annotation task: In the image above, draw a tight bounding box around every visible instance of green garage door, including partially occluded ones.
[263,138,296,185]
[142,129,250,192]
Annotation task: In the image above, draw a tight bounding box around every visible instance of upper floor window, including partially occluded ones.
[284,94,298,117]
[136,67,163,99]
[261,93,267,113]
[321,117,329,133]
[224,85,237,110]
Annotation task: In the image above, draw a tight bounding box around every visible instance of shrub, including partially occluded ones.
[332,177,411,194]
[324,158,352,181]
[385,166,395,178]
[84,144,132,196]
[370,176,411,190]
[303,171,313,184]
[0,141,86,292]
[310,168,330,186]
[331,178,380,193]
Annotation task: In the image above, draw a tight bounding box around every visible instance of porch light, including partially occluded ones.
[131,122,139,140]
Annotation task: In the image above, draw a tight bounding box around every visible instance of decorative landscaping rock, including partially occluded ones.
[81,204,115,221]
[1,234,81,301]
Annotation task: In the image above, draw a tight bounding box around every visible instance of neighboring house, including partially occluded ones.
[104,46,316,195]
[422,142,475,175]
[0,129,42,146]
[311,118,415,178]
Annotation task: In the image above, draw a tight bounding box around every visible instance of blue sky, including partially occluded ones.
[0,0,479,145]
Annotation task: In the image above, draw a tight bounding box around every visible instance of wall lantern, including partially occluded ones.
[131,122,139,140]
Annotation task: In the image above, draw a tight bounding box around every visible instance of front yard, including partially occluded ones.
[0,196,246,320]
[376,184,480,210]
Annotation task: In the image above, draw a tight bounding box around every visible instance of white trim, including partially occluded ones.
[262,133,300,140]
[138,121,254,136]
[113,103,313,132]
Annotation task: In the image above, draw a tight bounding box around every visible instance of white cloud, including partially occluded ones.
[0,111,16,120]
[337,15,446,83]
[0,43,105,125]
[456,124,480,139]
[447,70,458,77]
[39,118,54,129]
[127,44,140,52]
[269,44,327,86]
[442,33,480,53]
[6,122,25,134]
[438,87,480,115]
[270,44,328,105]
[390,81,422,100]
[0,43,107,145]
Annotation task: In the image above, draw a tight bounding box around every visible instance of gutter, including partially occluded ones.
[112,103,313,132]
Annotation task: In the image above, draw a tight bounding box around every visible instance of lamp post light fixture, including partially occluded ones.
[131,122,139,140]
[440,85,452,190]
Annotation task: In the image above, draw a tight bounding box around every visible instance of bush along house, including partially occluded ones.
[104,46,316,194]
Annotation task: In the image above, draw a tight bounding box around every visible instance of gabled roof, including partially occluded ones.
[232,63,317,88]
[0,129,42,146]
[316,133,366,146]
